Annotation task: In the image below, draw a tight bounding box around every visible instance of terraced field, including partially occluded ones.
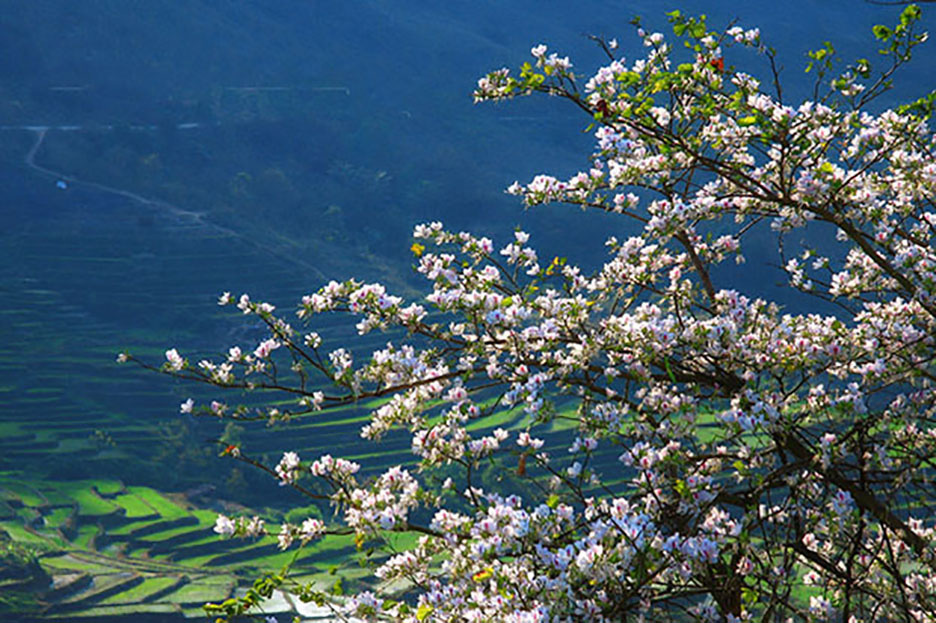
[0,476,354,621]
[0,391,577,622]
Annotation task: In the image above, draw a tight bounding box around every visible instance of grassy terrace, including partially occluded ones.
[0,379,553,620]
[0,475,368,621]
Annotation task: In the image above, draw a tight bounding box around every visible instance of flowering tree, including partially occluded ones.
[122,7,936,622]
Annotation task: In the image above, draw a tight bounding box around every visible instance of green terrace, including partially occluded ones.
[0,476,359,621]
[0,389,590,621]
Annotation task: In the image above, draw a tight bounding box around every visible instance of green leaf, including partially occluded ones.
[898,90,936,118]
[417,604,434,621]
[546,493,560,509]
[737,115,758,127]
[664,357,677,383]
[650,76,670,93]
[872,24,892,42]
[674,479,688,497]
[900,4,921,27]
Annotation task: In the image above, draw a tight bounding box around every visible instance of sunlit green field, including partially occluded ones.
[0,476,362,620]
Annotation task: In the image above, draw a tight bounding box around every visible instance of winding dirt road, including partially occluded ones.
[9,124,326,280]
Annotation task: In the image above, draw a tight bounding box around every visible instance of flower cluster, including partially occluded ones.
[213,514,265,538]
